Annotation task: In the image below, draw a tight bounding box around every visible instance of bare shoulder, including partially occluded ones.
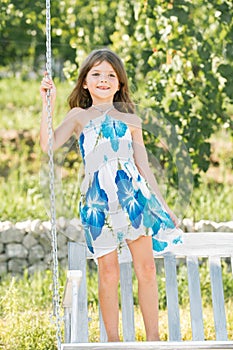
[128,113,142,128]
[63,107,88,135]
[125,113,142,132]
[65,107,89,125]
[65,107,85,119]
[115,111,142,130]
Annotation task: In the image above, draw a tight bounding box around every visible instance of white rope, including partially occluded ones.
[45,0,62,348]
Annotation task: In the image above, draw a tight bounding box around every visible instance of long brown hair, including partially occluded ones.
[68,48,135,113]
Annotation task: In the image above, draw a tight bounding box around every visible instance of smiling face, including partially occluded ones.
[84,61,120,105]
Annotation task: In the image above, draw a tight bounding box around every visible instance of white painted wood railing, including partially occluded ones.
[62,232,233,350]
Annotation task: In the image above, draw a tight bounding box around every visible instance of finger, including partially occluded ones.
[42,75,51,83]
[41,78,53,87]
[43,71,52,84]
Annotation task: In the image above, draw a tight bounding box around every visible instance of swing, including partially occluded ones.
[44,1,233,349]
[62,235,233,349]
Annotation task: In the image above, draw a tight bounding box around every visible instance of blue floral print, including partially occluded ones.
[172,236,182,244]
[101,115,127,152]
[115,169,146,229]
[83,226,94,254]
[80,171,109,241]
[115,169,177,241]
[152,239,168,252]
[117,231,124,243]
[79,132,85,163]
[143,194,175,235]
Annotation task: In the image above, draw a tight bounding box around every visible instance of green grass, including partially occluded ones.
[185,180,233,222]
[0,77,71,130]
[0,270,58,350]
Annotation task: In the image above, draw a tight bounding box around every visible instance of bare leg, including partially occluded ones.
[97,250,120,342]
[127,236,160,341]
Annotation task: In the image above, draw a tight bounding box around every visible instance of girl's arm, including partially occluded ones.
[40,75,81,152]
[132,118,179,226]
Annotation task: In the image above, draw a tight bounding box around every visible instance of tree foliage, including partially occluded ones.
[109,0,233,187]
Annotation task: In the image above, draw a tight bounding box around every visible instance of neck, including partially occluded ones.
[92,104,114,113]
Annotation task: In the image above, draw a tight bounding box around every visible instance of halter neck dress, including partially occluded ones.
[78,107,182,262]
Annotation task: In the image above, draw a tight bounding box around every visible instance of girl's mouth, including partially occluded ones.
[97,86,110,90]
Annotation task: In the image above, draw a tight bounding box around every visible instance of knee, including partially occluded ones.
[135,261,156,282]
[99,264,120,286]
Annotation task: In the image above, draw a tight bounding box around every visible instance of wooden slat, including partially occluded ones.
[70,274,81,343]
[83,233,233,259]
[187,256,204,340]
[166,232,233,257]
[164,255,181,341]
[209,256,228,341]
[61,340,233,350]
[120,262,135,341]
[64,308,71,343]
[68,242,89,343]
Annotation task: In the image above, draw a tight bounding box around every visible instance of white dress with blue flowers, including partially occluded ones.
[78,109,182,262]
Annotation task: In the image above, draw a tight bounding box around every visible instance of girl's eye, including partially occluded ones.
[91,73,117,79]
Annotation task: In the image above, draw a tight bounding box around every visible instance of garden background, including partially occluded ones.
[0,1,233,349]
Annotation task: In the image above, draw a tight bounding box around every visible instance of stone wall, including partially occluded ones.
[0,218,83,275]
[0,218,233,275]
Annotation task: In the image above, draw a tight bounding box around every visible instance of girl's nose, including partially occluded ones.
[100,74,108,82]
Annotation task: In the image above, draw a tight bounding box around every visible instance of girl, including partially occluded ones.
[40,48,182,342]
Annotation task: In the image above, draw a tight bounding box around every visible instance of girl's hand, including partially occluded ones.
[40,72,56,105]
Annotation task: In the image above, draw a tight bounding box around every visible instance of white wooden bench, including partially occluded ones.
[61,232,233,350]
